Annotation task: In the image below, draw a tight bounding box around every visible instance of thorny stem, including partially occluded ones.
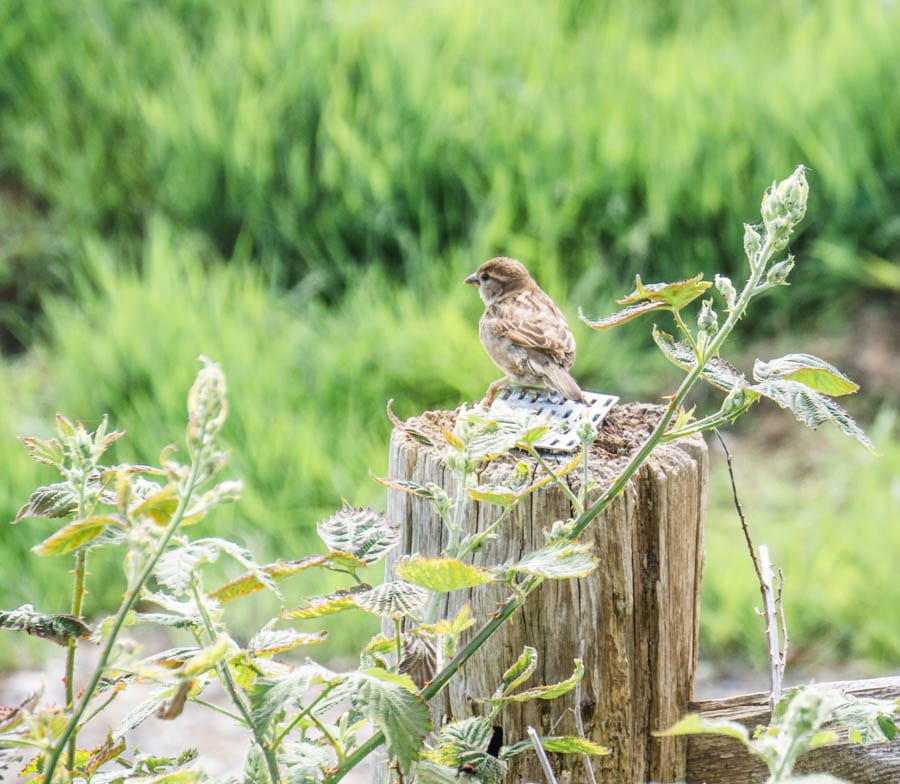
[190,581,283,784]
[65,549,88,772]
[43,457,204,784]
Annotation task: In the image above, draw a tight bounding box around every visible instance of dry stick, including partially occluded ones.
[574,640,598,784]
[759,545,785,712]
[712,429,787,714]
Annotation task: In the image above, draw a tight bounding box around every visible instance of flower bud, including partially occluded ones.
[766,255,795,285]
[721,383,750,417]
[187,356,228,454]
[761,166,809,233]
[697,299,718,334]
[743,223,762,264]
[714,274,737,309]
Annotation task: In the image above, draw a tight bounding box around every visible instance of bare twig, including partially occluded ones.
[712,428,761,583]
[714,429,787,714]
[528,726,559,784]
[574,640,598,784]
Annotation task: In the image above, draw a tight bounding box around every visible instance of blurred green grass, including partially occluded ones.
[0,0,897,670]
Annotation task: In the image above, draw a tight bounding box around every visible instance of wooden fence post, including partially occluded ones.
[384,402,708,783]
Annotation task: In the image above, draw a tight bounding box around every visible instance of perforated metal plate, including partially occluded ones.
[488,387,619,453]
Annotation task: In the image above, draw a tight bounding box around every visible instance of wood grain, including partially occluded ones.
[382,404,708,783]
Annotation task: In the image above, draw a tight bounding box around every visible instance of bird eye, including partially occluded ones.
[480,272,490,282]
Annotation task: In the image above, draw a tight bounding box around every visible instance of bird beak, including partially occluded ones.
[464,272,479,286]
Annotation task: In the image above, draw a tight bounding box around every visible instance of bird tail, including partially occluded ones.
[543,364,586,404]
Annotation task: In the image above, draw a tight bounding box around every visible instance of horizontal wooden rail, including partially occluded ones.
[686,676,900,783]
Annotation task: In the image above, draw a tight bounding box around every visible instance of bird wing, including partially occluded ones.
[489,289,575,366]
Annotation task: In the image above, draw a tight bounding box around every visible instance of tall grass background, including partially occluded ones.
[0,0,897,669]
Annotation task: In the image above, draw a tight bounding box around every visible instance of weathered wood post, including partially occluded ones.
[384,401,707,783]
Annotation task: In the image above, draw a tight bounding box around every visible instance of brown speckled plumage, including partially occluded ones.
[465,257,585,403]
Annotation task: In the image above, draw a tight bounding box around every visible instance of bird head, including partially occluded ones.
[465,257,532,305]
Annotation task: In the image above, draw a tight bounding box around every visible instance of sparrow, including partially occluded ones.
[465,257,586,404]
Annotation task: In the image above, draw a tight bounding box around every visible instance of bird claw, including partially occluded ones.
[482,378,509,406]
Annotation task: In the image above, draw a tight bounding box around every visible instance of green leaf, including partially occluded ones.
[182,634,231,678]
[32,515,123,556]
[351,581,430,620]
[13,482,78,523]
[752,378,874,451]
[250,664,341,733]
[209,552,368,604]
[427,716,493,765]
[511,540,597,579]
[0,604,92,646]
[352,669,431,772]
[619,273,712,309]
[395,556,494,592]
[496,646,537,698]
[467,485,518,505]
[754,354,859,396]
[656,713,750,744]
[18,435,65,469]
[317,504,400,565]
[282,585,372,620]
[409,760,463,784]
[877,715,898,741]
[652,326,748,391]
[501,735,610,759]
[497,659,584,703]
[579,299,667,330]
[248,626,328,657]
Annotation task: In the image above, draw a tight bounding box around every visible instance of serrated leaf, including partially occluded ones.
[496,646,537,699]
[656,713,750,743]
[752,379,874,451]
[0,686,43,732]
[0,604,92,646]
[501,735,610,759]
[754,354,859,396]
[131,484,179,526]
[395,556,493,592]
[467,484,518,505]
[13,482,78,523]
[652,327,747,391]
[370,474,442,501]
[249,663,341,733]
[32,515,123,556]
[18,435,65,468]
[621,273,713,308]
[352,669,431,772]
[281,738,330,781]
[579,299,667,330]
[209,552,367,604]
[155,543,208,596]
[317,505,400,565]
[351,581,430,620]
[282,584,372,620]
[409,760,463,784]
[248,627,327,657]
[511,540,597,579]
[498,659,583,703]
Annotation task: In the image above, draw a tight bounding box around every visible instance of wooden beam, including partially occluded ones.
[685,676,900,783]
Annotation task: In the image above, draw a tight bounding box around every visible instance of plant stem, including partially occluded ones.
[326,580,540,783]
[528,447,581,513]
[64,548,88,772]
[42,459,203,784]
[190,582,283,784]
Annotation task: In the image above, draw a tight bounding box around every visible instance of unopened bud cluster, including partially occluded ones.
[761,165,809,237]
[766,255,795,286]
[187,356,228,455]
[714,275,737,309]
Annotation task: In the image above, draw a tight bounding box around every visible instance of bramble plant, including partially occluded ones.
[0,168,892,784]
